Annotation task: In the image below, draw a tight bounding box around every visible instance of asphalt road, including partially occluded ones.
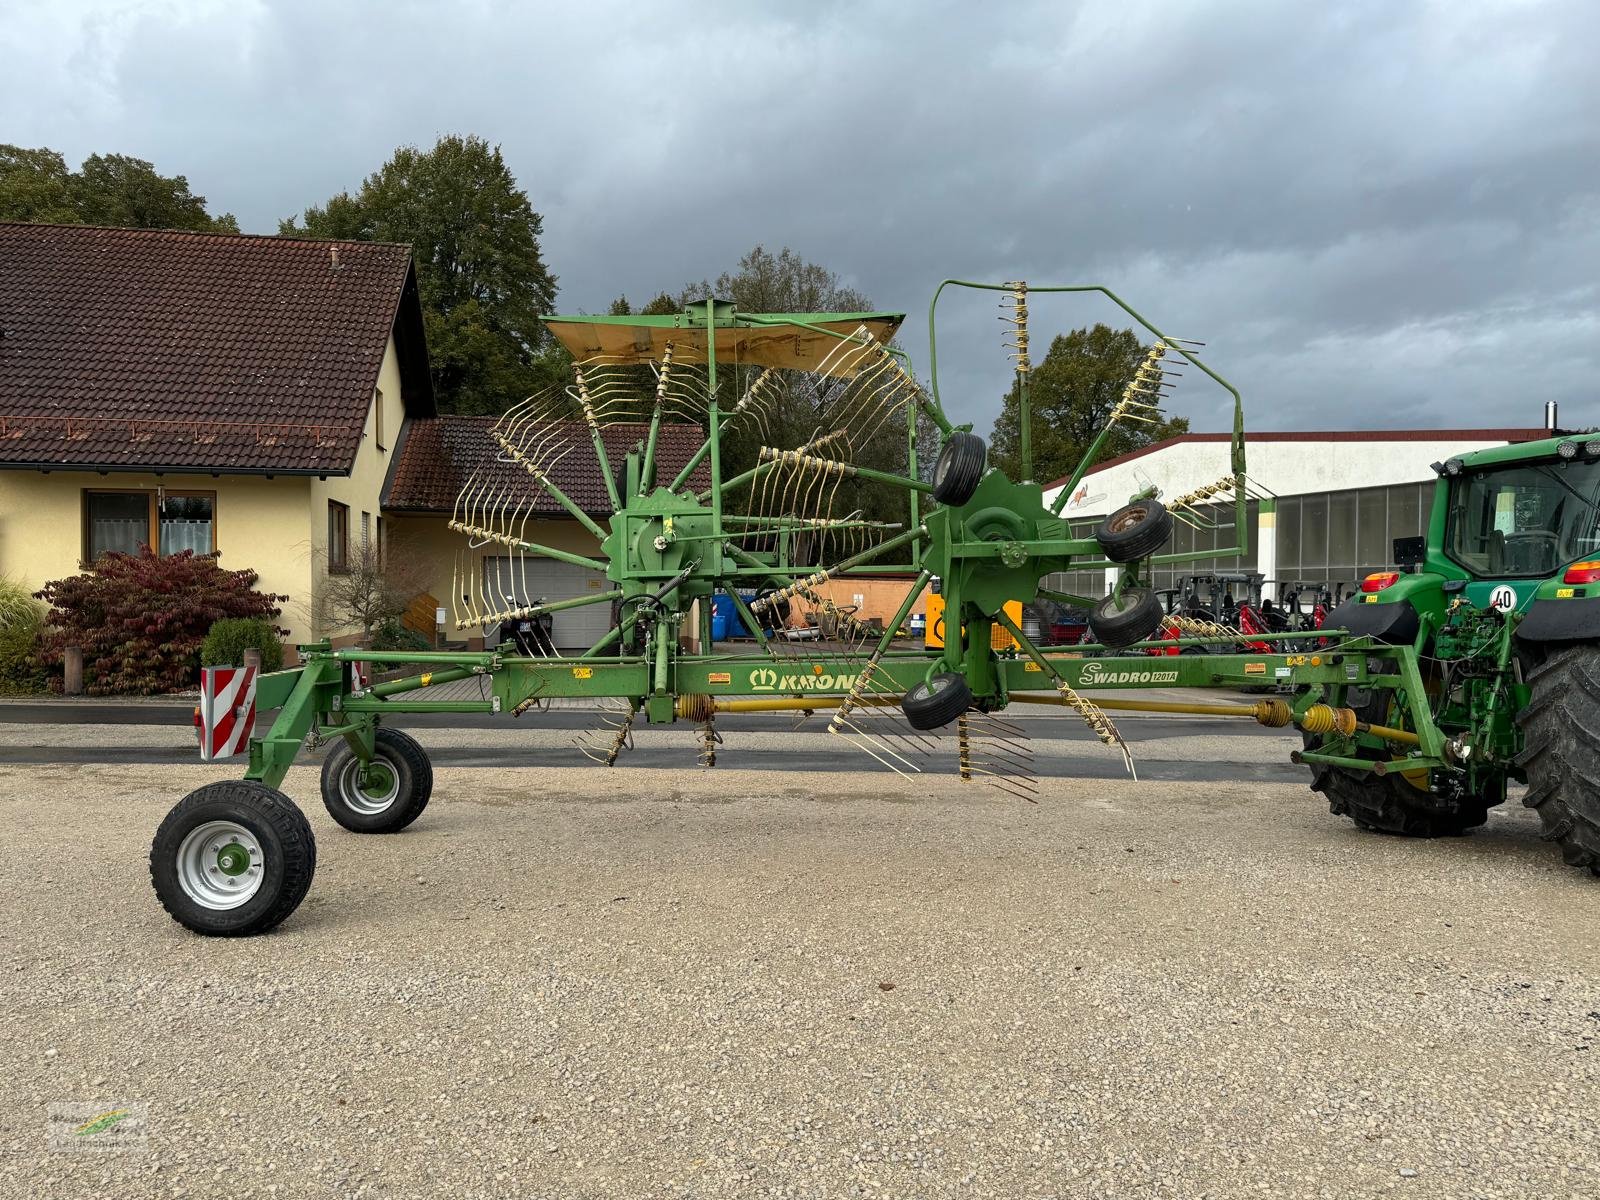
[0,701,1302,784]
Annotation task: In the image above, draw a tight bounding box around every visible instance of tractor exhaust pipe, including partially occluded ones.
[1545,400,1559,431]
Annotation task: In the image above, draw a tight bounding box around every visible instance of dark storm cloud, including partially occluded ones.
[5,0,1596,436]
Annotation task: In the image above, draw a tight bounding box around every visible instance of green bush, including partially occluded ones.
[0,577,46,694]
[201,617,285,672]
[0,575,37,631]
[370,618,431,653]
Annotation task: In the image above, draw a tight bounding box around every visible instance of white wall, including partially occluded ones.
[1044,434,1535,518]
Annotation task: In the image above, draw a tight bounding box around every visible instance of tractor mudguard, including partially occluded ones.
[1515,596,1600,643]
[1325,596,1422,645]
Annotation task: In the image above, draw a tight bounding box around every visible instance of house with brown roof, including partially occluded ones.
[0,221,432,646]
[0,221,712,652]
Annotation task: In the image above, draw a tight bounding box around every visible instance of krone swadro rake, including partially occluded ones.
[153,279,1558,937]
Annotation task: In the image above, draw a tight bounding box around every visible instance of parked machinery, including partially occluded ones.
[149,280,1600,935]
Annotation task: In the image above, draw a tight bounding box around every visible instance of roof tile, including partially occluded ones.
[0,222,418,473]
[384,416,711,515]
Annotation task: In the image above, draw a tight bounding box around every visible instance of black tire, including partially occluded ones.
[1516,645,1600,874]
[1088,588,1165,650]
[902,672,973,730]
[932,433,987,507]
[1306,687,1486,837]
[1095,500,1173,563]
[320,726,433,834]
[150,781,316,937]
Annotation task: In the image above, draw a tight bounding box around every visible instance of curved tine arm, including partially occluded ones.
[457,472,483,534]
[495,399,536,452]
[452,470,479,529]
[493,393,535,437]
[450,550,462,630]
[502,397,556,463]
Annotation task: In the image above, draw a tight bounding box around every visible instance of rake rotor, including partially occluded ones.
[438,291,1240,789]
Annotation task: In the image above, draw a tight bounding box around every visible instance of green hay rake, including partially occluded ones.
[152,279,1578,936]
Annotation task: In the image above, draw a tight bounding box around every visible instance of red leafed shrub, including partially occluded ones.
[36,550,287,695]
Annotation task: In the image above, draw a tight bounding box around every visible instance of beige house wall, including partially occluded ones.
[307,335,408,639]
[0,335,407,650]
[0,469,317,642]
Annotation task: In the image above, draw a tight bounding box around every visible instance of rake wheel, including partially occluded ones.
[932,432,987,506]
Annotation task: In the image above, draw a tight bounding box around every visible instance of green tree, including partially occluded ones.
[0,144,237,231]
[282,135,559,415]
[989,324,1189,484]
[676,245,871,314]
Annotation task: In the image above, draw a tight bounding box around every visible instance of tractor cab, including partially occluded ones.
[1436,436,1600,615]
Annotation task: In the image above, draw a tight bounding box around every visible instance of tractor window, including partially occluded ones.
[1446,460,1600,577]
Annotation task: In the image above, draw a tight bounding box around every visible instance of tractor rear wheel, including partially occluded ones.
[1516,644,1600,874]
[150,781,316,936]
[320,727,433,834]
[1305,687,1487,837]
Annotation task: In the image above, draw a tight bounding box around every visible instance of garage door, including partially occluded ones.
[482,556,612,651]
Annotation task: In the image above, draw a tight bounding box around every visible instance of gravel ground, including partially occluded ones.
[2,761,1598,1199]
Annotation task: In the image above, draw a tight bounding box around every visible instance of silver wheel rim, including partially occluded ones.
[176,820,265,910]
[337,752,401,816]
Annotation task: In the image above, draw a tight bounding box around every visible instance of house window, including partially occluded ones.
[85,490,215,560]
[374,388,386,451]
[160,493,215,556]
[361,511,371,559]
[329,500,350,573]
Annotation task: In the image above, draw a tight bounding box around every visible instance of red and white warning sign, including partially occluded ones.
[198,666,258,761]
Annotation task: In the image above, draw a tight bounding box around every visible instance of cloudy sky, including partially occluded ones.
[5,0,1597,437]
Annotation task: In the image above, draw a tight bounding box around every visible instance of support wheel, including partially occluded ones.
[1306,687,1485,837]
[902,672,973,730]
[1516,645,1600,874]
[1095,500,1174,563]
[320,727,433,834]
[150,781,316,936]
[1088,588,1165,649]
[932,433,987,507]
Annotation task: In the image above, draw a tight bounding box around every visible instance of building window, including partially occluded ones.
[328,500,350,573]
[374,388,386,451]
[85,490,215,560]
[160,493,215,555]
[361,511,371,558]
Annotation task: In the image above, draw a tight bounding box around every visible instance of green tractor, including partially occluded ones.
[1300,432,1600,871]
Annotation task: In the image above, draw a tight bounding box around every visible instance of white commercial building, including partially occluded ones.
[1041,428,1548,602]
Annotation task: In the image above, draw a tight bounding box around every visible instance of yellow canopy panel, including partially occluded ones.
[543,315,905,379]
